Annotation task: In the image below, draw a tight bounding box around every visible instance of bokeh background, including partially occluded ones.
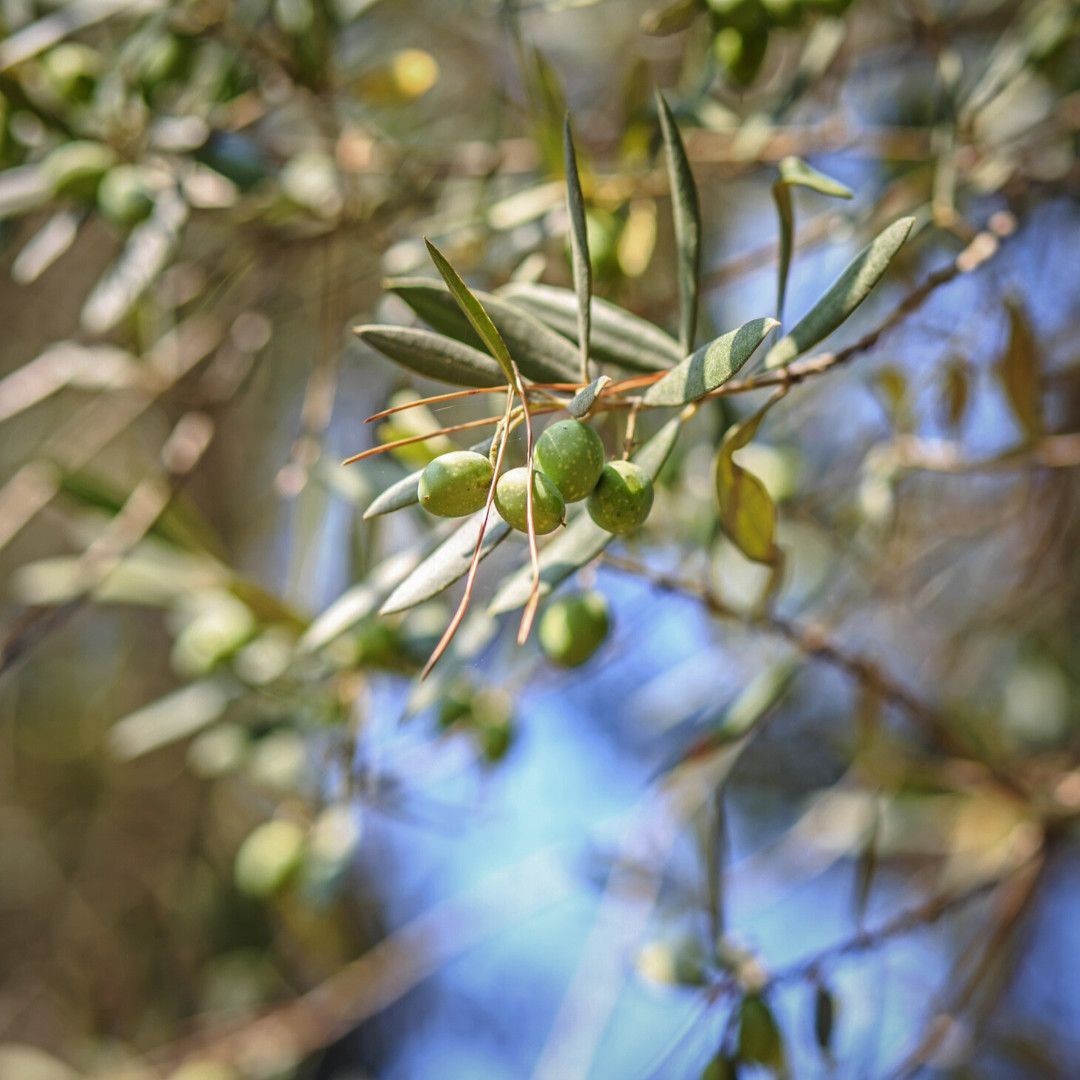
[1,0,1079,1077]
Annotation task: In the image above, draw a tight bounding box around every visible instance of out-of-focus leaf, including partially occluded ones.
[489,416,681,614]
[569,375,611,418]
[362,437,493,520]
[108,680,234,760]
[715,403,779,564]
[814,982,836,1057]
[563,114,592,380]
[940,356,971,431]
[772,156,853,322]
[498,282,680,371]
[385,277,579,382]
[380,515,511,616]
[765,216,915,368]
[11,209,81,284]
[354,326,506,387]
[641,0,701,35]
[656,91,702,353]
[737,995,785,1073]
[642,318,777,407]
[994,298,1043,439]
[700,1053,739,1080]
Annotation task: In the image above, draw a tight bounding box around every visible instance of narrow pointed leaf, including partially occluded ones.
[656,91,701,353]
[362,438,493,520]
[641,0,701,35]
[385,277,580,383]
[569,375,611,418]
[563,114,592,381]
[814,983,836,1056]
[109,680,234,761]
[380,515,511,616]
[773,155,853,322]
[643,318,777,407]
[994,298,1043,439]
[737,996,786,1073]
[489,416,681,614]
[425,239,516,386]
[498,282,680,371]
[715,401,780,564]
[354,325,505,387]
[766,216,915,368]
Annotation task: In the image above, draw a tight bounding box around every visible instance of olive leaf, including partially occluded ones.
[108,680,235,761]
[379,515,512,616]
[641,0,701,36]
[814,982,836,1058]
[363,437,493,521]
[765,216,915,369]
[563,114,592,382]
[569,375,611,418]
[994,297,1043,440]
[354,325,506,387]
[715,401,780,564]
[772,156,853,324]
[642,317,778,407]
[498,281,679,371]
[737,995,785,1074]
[386,277,580,383]
[489,415,682,614]
[656,90,701,354]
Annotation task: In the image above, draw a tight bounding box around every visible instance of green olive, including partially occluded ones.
[97,164,155,226]
[538,591,611,668]
[418,450,493,517]
[587,459,654,534]
[494,467,565,534]
[41,44,100,104]
[233,819,305,899]
[41,140,117,201]
[534,419,606,503]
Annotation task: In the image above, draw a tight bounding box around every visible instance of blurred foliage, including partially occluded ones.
[0,0,1079,1077]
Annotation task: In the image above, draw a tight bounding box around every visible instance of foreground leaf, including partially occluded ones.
[715,403,779,564]
[354,325,505,387]
[765,216,915,368]
[498,281,680,371]
[656,91,702,353]
[642,317,777,407]
[380,515,512,616]
[563,114,592,381]
[386,277,580,382]
[489,416,682,614]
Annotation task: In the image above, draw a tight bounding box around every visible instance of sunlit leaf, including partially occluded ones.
[354,326,505,387]
[385,277,580,382]
[642,317,778,407]
[656,91,702,353]
[569,375,611,418]
[489,416,682,614]
[379,515,512,616]
[715,402,780,564]
[362,437,493,520]
[773,156,853,322]
[563,114,592,380]
[994,298,1043,439]
[108,680,234,760]
[498,282,680,371]
[765,216,915,368]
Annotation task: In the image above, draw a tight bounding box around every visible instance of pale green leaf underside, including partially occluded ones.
[497,282,679,372]
[354,325,505,387]
[488,415,682,614]
[568,374,611,418]
[777,156,853,199]
[765,216,915,369]
[379,515,511,616]
[386,277,580,383]
[642,317,778,406]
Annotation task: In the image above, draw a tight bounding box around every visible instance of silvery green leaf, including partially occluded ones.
[563,114,592,380]
[354,325,506,387]
[489,416,681,614]
[569,375,611,418]
[765,216,915,369]
[656,91,701,353]
[385,276,580,383]
[380,515,511,616]
[109,679,234,761]
[642,318,777,406]
[498,282,680,371]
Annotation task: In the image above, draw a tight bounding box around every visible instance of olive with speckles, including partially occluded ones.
[587,459,654,534]
[417,451,493,517]
[494,467,565,534]
[534,419,605,503]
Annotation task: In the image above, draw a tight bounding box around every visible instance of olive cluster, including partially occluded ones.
[416,419,655,537]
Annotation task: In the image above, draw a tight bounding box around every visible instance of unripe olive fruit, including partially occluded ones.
[418,450,493,517]
[97,164,155,226]
[587,460,654,534]
[538,590,610,668]
[41,140,117,201]
[534,419,606,503]
[41,44,100,103]
[494,467,565,534]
